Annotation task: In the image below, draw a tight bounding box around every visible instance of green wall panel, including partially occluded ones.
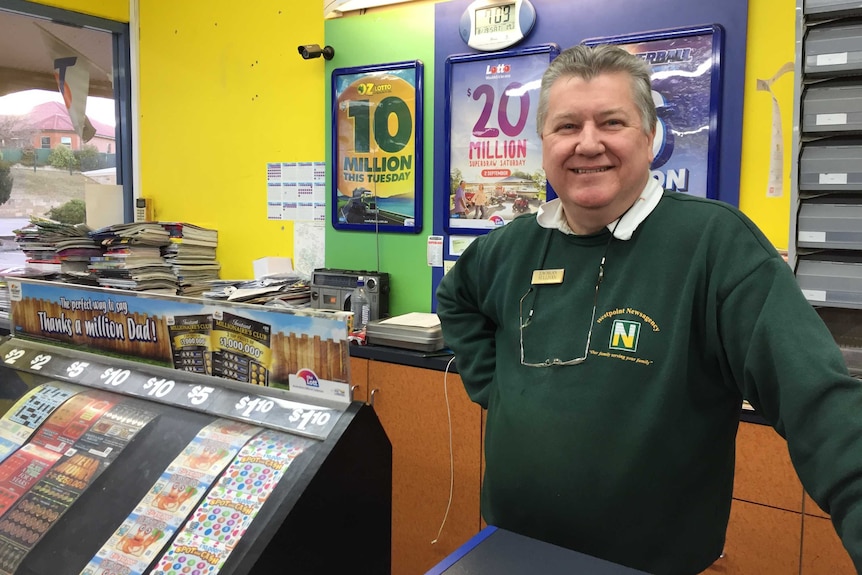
[325,4,436,316]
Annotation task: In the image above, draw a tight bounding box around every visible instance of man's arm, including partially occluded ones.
[436,241,498,408]
[719,256,862,570]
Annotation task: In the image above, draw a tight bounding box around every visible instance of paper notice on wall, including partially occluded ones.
[266,161,326,222]
[294,221,324,280]
[449,235,477,257]
[427,235,443,267]
[755,62,794,198]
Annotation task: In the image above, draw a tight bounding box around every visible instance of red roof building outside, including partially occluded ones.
[22,100,115,153]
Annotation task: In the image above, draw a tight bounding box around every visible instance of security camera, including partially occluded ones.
[297,44,335,60]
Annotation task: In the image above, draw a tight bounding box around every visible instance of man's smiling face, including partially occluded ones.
[541,72,656,234]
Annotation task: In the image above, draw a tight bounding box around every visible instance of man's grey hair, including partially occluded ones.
[536,44,657,137]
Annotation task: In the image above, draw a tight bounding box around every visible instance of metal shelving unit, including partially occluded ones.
[791,0,862,367]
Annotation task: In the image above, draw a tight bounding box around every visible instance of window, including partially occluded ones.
[0,1,133,269]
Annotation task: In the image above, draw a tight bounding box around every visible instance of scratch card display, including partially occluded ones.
[150,430,313,575]
[0,401,157,575]
[29,391,116,456]
[211,311,272,386]
[0,492,65,575]
[0,391,117,519]
[0,383,83,465]
[81,420,260,575]
[147,532,223,575]
[0,445,61,522]
[167,314,212,375]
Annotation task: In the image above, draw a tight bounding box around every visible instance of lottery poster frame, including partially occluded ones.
[331,60,424,234]
[442,44,559,237]
[583,24,725,200]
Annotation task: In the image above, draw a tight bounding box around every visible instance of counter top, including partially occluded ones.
[350,342,458,373]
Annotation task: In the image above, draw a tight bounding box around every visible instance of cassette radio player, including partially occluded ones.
[310,268,390,320]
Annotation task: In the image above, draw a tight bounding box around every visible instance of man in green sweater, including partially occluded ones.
[436,44,862,574]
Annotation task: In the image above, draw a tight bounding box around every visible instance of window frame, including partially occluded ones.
[0,0,134,221]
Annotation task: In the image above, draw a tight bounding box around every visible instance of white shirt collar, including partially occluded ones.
[535,177,663,240]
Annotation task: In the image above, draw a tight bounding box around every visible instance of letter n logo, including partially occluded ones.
[609,320,640,352]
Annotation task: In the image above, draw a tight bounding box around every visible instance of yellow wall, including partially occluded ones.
[738,0,796,250]
[29,0,128,22]
[136,0,325,278]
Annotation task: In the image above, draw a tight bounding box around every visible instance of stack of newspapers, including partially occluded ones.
[88,222,177,294]
[13,217,98,281]
[159,222,220,296]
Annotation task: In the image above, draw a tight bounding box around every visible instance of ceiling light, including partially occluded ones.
[324,0,418,19]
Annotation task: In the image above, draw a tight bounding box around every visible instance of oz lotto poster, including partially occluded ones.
[332,61,423,233]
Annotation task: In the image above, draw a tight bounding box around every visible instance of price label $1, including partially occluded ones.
[289,408,331,431]
[234,396,274,419]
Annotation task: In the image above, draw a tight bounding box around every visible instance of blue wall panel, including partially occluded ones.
[431,0,749,309]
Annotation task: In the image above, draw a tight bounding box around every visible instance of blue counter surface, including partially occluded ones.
[426,526,651,575]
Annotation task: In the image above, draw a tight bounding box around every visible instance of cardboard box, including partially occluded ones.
[253,256,294,279]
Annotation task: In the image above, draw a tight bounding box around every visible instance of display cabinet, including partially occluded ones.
[0,336,391,575]
[366,361,482,575]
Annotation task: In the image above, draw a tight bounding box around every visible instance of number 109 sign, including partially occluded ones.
[443,44,559,235]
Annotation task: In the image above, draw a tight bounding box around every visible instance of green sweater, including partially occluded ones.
[436,192,862,574]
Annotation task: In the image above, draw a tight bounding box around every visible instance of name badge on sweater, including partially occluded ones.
[531,269,564,285]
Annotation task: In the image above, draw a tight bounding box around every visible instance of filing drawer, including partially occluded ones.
[797,254,862,308]
[799,141,862,191]
[804,0,862,19]
[805,21,862,77]
[802,82,862,134]
[798,197,862,249]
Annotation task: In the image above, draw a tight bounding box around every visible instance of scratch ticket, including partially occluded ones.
[211,312,272,386]
[81,419,260,575]
[167,314,213,375]
[0,383,83,465]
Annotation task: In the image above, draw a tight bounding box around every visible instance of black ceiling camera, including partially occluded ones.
[298,44,335,60]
